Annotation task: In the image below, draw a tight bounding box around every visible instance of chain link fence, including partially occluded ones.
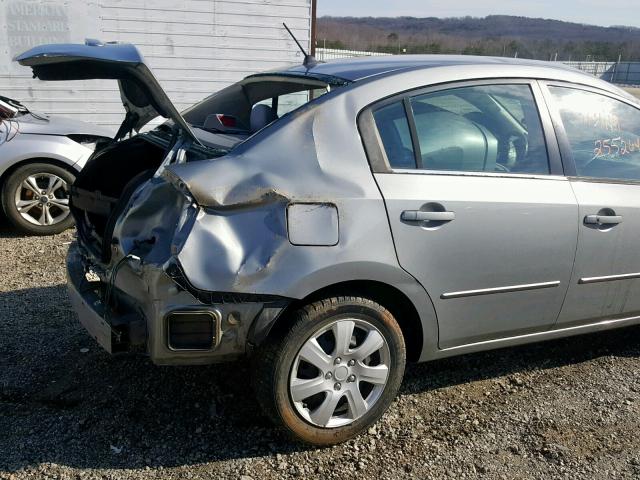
[564,61,640,85]
[316,48,640,86]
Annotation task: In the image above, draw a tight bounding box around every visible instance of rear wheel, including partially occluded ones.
[253,296,406,445]
[2,162,75,235]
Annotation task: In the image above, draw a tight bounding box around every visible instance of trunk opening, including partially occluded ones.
[71,136,167,262]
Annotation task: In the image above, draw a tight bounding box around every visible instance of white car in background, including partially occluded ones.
[0,95,111,235]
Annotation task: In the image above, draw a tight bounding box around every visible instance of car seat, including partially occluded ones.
[250,104,278,133]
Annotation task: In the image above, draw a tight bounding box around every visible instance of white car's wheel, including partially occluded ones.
[2,163,75,235]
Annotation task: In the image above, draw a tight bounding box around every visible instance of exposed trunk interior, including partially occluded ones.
[71,136,167,262]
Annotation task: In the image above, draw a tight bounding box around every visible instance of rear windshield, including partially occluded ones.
[182,74,346,136]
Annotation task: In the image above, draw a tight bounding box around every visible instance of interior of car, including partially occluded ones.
[373,84,551,175]
[182,77,331,140]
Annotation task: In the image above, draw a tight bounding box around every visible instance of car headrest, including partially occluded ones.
[250,104,278,132]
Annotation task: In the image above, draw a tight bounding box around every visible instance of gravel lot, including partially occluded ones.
[2,219,640,480]
[623,87,640,99]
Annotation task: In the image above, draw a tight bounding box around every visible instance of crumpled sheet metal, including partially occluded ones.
[167,91,412,299]
[113,176,187,265]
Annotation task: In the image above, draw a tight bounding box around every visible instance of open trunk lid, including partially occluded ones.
[15,39,198,142]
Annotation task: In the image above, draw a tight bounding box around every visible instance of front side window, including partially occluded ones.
[549,86,640,181]
[372,84,550,174]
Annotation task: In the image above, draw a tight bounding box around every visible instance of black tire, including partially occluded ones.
[2,162,76,235]
[253,296,406,446]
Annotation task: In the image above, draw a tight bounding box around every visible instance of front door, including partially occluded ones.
[545,84,640,326]
[365,81,579,348]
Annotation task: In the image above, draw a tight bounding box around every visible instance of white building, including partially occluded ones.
[0,0,314,133]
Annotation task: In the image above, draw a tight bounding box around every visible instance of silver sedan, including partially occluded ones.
[0,95,110,234]
[16,40,640,445]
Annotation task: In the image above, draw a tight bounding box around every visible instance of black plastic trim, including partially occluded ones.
[165,260,290,305]
[403,97,422,169]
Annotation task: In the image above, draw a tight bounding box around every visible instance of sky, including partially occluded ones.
[317,0,640,29]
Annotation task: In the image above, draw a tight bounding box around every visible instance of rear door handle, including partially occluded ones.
[401,210,455,222]
[584,214,623,225]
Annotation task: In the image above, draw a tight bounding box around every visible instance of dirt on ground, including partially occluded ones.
[1,220,640,480]
[623,87,640,99]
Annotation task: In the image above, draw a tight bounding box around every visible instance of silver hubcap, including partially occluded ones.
[14,173,70,226]
[289,318,390,428]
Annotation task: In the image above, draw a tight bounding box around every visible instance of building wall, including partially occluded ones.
[316,47,391,61]
[0,0,312,133]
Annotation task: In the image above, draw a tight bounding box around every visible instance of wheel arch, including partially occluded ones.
[264,279,426,362]
[0,156,80,191]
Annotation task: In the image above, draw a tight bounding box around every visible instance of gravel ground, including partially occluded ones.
[2,219,640,480]
[623,87,640,99]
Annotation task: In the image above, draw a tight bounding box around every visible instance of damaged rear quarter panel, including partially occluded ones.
[167,88,437,344]
[168,91,391,296]
[104,73,444,362]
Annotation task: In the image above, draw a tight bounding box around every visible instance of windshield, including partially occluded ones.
[182,74,347,136]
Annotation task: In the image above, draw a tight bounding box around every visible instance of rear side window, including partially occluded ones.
[372,84,550,174]
[549,86,640,181]
[372,102,416,169]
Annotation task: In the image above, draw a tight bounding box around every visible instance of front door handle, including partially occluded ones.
[584,214,623,225]
[401,210,455,222]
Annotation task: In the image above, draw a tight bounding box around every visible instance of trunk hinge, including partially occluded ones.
[155,131,189,177]
[113,111,140,142]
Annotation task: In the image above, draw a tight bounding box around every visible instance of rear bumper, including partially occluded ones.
[66,244,146,354]
[65,242,290,364]
[66,250,114,353]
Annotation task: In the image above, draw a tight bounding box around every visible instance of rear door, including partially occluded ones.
[361,80,579,348]
[543,83,640,326]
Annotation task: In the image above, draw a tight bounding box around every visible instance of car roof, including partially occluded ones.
[282,54,599,82]
[275,54,635,102]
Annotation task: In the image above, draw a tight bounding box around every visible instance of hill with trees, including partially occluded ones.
[317,16,640,61]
